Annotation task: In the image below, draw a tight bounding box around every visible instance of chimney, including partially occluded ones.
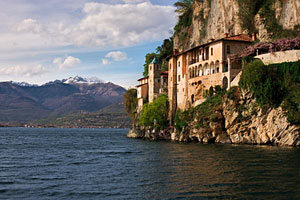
[224,33,229,38]
[252,33,256,41]
[173,49,179,55]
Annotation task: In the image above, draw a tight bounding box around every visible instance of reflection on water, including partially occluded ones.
[0,128,299,199]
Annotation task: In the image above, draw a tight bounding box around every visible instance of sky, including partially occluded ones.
[0,0,177,88]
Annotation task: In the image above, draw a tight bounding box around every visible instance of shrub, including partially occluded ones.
[123,89,138,120]
[239,59,300,124]
[139,95,169,129]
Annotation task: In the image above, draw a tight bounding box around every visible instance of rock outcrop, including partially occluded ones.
[129,90,300,146]
[174,0,300,51]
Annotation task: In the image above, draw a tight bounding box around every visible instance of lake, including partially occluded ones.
[0,128,299,199]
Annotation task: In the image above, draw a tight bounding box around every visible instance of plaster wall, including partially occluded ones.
[255,50,300,65]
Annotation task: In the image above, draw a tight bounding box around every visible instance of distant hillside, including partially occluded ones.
[37,102,131,128]
[0,77,127,124]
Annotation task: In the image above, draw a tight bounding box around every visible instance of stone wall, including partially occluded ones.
[255,50,300,65]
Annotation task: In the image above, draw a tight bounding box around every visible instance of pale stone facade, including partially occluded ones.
[148,59,162,103]
[168,34,253,121]
[136,58,169,113]
[136,77,148,113]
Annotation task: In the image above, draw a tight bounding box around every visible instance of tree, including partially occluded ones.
[174,0,193,34]
[123,89,138,120]
[139,95,169,129]
[143,53,156,77]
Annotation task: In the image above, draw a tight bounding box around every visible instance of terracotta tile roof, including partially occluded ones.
[137,76,148,81]
[224,34,253,42]
[161,71,168,74]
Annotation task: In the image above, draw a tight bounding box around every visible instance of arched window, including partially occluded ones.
[210,61,215,74]
[215,60,220,73]
[222,77,228,89]
[204,63,209,75]
[199,64,203,76]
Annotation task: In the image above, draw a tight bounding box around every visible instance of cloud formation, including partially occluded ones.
[16,18,43,34]
[13,2,176,49]
[0,64,48,77]
[53,56,81,70]
[105,51,128,61]
[101,58,112,65]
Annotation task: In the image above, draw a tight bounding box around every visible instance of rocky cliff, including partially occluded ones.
[174,0,300,51]
[128,89,300,146]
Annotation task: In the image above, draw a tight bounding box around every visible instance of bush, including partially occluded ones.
[174,109,189,131]
[123,89,138,119]
[239,59,300,124]
[139,95,169,129]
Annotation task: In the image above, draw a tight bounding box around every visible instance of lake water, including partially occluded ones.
[0,128,299,199]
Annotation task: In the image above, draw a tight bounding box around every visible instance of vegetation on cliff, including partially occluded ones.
[139,95,169,129]
[239,59,300,124]
[123,89,138,120]
[238,0,300,40]
[143,39,173,76]
[175,86,224,131]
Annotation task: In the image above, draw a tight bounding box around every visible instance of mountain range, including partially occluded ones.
[0,76,127,125]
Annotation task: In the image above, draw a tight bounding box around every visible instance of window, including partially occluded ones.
[183,74,185,79]
[178,75,181,82]
[169,64,172,70]
[178,61,180,67]
[211,48,213,56]
[183,88,185,92]
[226,45,231,54]
[150,66,152,70]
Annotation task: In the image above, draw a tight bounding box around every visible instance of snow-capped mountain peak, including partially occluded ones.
[62,76,104,84]
[10,81,38,87]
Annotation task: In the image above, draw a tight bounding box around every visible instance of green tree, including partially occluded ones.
[123,89,138,120]
[139,95,169,129]
[174,0,194,34]
[156,38,173,71]
[143,53,156,77]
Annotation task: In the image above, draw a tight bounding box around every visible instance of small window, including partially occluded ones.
[183,88,185,92]
[178,75,181,82]
[169,64,172,70]
[150,66,152,70]
[211,48,213,56]
[226,45,231,54]
[178,61,181,67]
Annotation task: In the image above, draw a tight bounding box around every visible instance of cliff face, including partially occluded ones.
[174,0,300,51]
[171,91,300,146]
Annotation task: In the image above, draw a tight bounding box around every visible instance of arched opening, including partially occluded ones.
[199,64,202,76]
[189,68,192,78]
[215,60,220,73]
[204,63,209,75]
[191,94,195,104]
[222,77,228,89]
[210,61,215,74]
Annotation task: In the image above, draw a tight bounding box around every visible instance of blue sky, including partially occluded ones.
[0,0,177,88]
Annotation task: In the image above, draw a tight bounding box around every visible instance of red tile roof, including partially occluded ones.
[137,76,148,81]
[224,34,253,42]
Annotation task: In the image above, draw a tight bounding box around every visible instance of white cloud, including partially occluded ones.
[105,51,128,61]
[53,56,81,70]
[71,2,176,47]
[10,2,176,49]
[101,58,111,65]
[122,0,147,4]
[0,64,48,77]
[16,18,43,34]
